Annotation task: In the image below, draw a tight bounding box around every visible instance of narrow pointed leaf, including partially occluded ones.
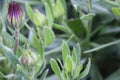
[72,47,77,64]
[25,3,33,20]
[75,43,81,64]
[50,59,61,79]
[34,61,46,78]
[62,41,70,62]
[39,69,49,80]
[65,55,73,73]
[7,52,22,68]
[38,40,44,60]
[77,58,91,79]
[74,65,83,79]
[44,2,53,26]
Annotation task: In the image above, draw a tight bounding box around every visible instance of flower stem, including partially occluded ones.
[14,28,19,55]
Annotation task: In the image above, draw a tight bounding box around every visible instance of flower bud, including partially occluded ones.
[20,49,37,66]
[7,2,24,27]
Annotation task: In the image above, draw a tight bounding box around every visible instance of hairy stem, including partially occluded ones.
[14,28,19,55]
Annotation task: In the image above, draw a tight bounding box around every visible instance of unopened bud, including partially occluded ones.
[7,2,24,27]
[20,49,37,66]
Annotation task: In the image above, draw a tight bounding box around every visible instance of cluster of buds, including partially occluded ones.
[7,2,24,28]
[20,49,37,66]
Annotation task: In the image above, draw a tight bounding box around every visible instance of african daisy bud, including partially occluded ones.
[20,49,37,66]
[7,2,24,27]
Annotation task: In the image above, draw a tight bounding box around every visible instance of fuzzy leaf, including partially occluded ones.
[33,12,41,26]
[38,40,44,60]
[34,9,47,26]
[72,47,77,64]
[80,13,95,22]
[111,7,120,17]
[75,43,81,64]
[44,1,53,26]
[7,52,22,68]
[25,3,33,20]
[2,0,9,20]
[39,69,49,80]
[34,61,46,78]
[55,0,65,17]
[50,59,61,79]
[77,58,91,79]
[65,55,73,73]
[74,65,83,79]
[62,41,70,62]
[44,27,55,45]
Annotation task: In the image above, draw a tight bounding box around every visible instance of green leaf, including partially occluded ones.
[62,70,69,80]
[17,46,23,57]
[75,43,81,64]
[44,27,55,45]
[44,0,54,17]
[17,64,23,71]
[0,72,15,79]
[44,1,54,26]
[17,64,30,80]
[80,13,95,23]
[39,69,49,80]
[33,12,41,27]
[62,41,70,62]
[105,69,120,80]
[72,47,77,64]
[33,35,39,49]
[2,31,14,47]
[38,40,44,60]
[65,55,73,73]
[7,52,22,68]
[34,9,47,26]
[0,43,12,53]
[34,61,46,78]
[77,58,91,80]
[74,65,83,79]
[60,0,67,15]
[111,7,120,17]
[2,0,9,20]
[55,0,65,17]
[68,18,86,38]
[25,3,33,20]
[50,59,61,79]
[90,64,103,80]
[80,13,95,31]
